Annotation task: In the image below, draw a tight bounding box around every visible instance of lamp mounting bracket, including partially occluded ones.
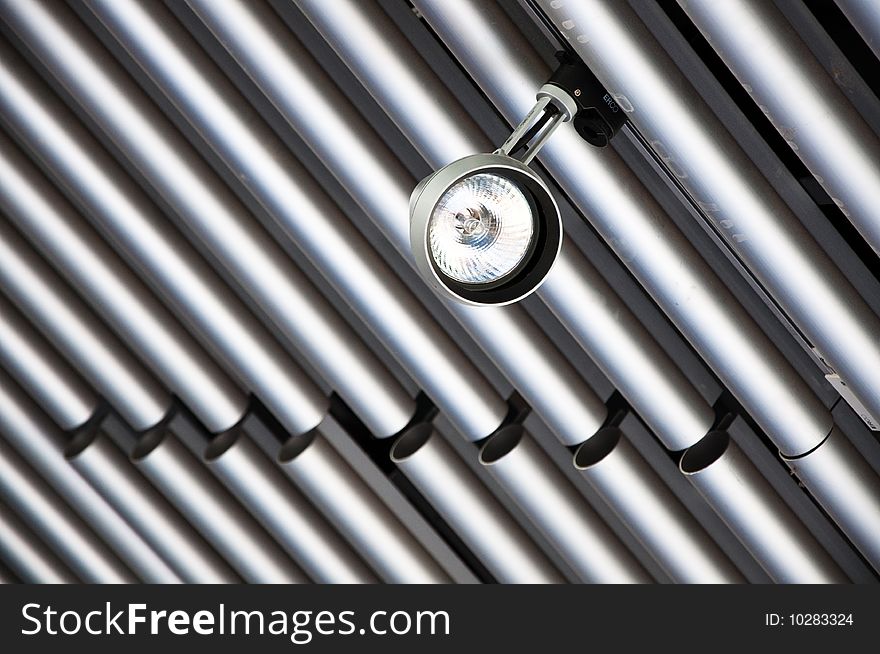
[546,51,626,147]
[497,52,626,164]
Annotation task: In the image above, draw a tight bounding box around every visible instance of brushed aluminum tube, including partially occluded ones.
[298,1,483,165]
[68,429,240,583]
[535,0,880,431]
[0,292,98,430]
[538,251,713,450]
[0,126,248,433]
[186,0,605,445]
[84,0,504,441]
[0,437,134,583]
[681,432,847,583]
[0,38,333,439]
[0,368,179,582]
[290,0,712,447]
[279,429,450,583]
[835,0,880,61]
[0,499,77,583]
[783,428,880,572]
[131,430,307,583]
[0,219,170,432]
[205,430,377,584]
[391,424,565,584]
[3,1,414,440]
[682,0,880,258]
[480,426,652,583]
[574,427,744,583]
[415,0,834,457]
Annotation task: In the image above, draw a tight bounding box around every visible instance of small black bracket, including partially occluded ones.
[548,51,626,147]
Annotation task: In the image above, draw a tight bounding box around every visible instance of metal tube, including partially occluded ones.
[391,424,565,584]
[0,38,335,440]
[0,125,248,433]
[415,0,832,458]
[291,0,713,450]
[835,0,880,61]
[81,0,505,442]
[574,427,744,583]
[278,429,451,583]
[2,0,415,440]
[535,0,880,434]
[681,432,847,583]
[0,282,237,582]
[131,429,307,583]
[681,0,880,259]
[0,292,97,430]
[779,1,880,141]
[1,263,226,579]
[0,436,135,583]
[67,428,241,583]
[782,428,880,572]
[538,252,715,450]
[204,429,377,584]
[185,0,606,446]
[0,217,170,432]
[0,363,180,583]
[0,499,78,583]
[480,426,652,583]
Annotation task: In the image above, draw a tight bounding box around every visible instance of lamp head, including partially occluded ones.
[410,153,562,306]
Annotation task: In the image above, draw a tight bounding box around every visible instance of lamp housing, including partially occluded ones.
[410,153,562,306]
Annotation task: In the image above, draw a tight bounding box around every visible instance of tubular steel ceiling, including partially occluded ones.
[0,0,879,584]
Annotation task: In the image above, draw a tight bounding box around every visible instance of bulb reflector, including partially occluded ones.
[428,173,535,285]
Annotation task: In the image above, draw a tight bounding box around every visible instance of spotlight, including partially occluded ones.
[410,53,625,305]
[410,153,560,305]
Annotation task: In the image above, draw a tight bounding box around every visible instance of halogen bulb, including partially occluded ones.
[428,173,535,284]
